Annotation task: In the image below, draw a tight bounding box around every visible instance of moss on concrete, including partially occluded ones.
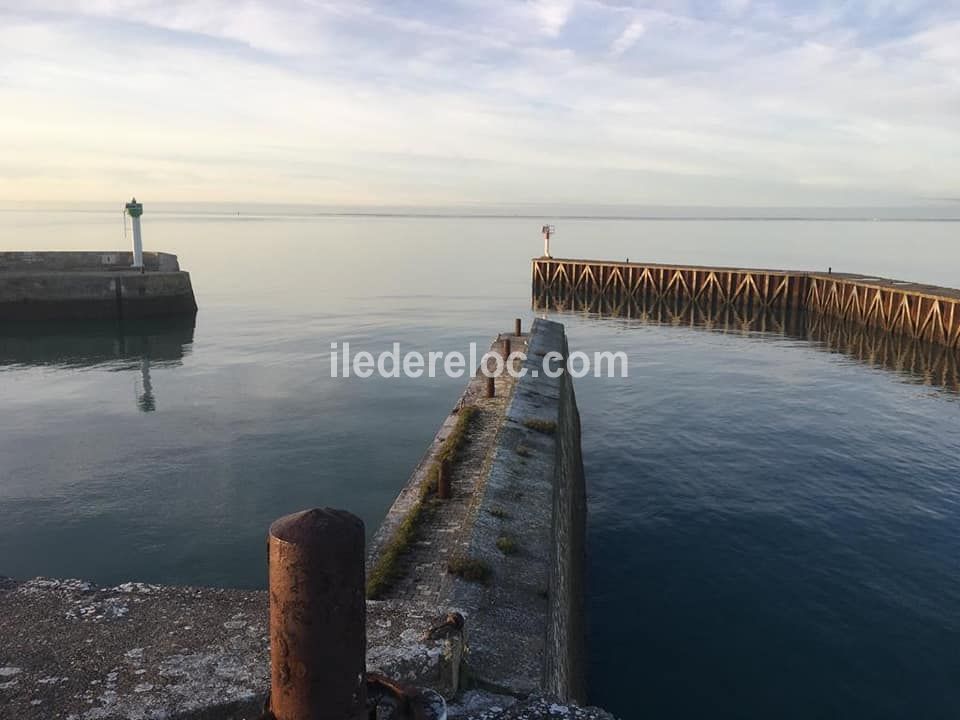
[496,536,519,556]
[446,556,492,584]
[522,418,557,435]
[367,405,478,599]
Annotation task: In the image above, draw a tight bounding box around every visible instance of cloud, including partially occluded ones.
[529,0,576,37]
[610,19,645,56]
[0,1,958,204]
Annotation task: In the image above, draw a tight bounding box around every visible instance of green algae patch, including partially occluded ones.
[367,405,478,599]
[447,555,492,584]
[523,418,557,434]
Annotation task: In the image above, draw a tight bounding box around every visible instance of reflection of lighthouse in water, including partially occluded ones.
[136,355,156,412]
[0,313,196,412]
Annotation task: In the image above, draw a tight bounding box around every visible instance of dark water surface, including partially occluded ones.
[564,312,960,719]
[1,206,959,718]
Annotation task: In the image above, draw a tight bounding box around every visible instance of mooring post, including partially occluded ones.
[437,458,451,500]
[502,337,511,360]
[267,508,367,720]
[514,318,522,336]
[485,374,495,398]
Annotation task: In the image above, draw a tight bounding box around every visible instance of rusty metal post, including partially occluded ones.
[502,337,511,360]
[268,508,366,720]
[437,458,451,500]
[485,374,495,398]
[514,318,522,336]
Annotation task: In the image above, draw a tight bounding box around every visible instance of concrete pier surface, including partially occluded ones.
[0,320,613,719]
[0,251,197,320]
[366,320,588,703]
[534,257,960,351]
[0,578,268,720]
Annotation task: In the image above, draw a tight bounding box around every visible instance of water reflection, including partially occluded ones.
[137,356,156,413]
[0,315,195,411]
[534,291,960,393]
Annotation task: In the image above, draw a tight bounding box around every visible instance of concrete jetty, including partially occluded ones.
[0,251,197,320]
[533,257,960,351]
[0,320,610,719]
[366,319,587,703]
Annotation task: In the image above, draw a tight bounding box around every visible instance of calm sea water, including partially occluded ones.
[2,206,959,718]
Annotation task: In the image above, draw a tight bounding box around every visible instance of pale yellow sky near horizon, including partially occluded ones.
[1,1,959,206]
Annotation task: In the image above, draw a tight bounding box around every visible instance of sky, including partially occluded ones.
[0,1,958,206]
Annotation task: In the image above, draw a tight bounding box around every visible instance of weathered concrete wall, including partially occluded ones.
[439,319,587,703]
[544,330,587,703]
[0,268,197,320]
[0,251,180,273]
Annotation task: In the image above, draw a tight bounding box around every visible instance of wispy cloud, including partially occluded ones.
[0,1,958,204]
[610,19,645,56]
[528,0,576,37]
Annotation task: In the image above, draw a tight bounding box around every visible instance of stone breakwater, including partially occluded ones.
[0,319,610,719]
[0,251,197,320]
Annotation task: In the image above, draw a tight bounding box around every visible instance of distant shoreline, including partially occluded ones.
[1,206,959,223]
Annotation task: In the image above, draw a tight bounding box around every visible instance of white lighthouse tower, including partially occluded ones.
[541,224,555,258]
[125,197,144,270]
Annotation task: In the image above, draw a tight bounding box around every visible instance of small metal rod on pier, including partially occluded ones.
[267,508,367,720]
[437,458,451,500]
[514,318,522,336]
[502,337,511,360]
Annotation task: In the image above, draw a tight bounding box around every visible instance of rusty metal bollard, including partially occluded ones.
[485,374,495,398]
[267,508,366,720]
[437,458,451,500]
[514,318,522,336]
[502,337,511,360]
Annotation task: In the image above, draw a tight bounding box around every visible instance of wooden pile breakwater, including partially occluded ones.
[532,258,960,351]
[533,292,960,395]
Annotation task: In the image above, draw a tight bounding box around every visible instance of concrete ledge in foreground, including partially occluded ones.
[0,577,268,720]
